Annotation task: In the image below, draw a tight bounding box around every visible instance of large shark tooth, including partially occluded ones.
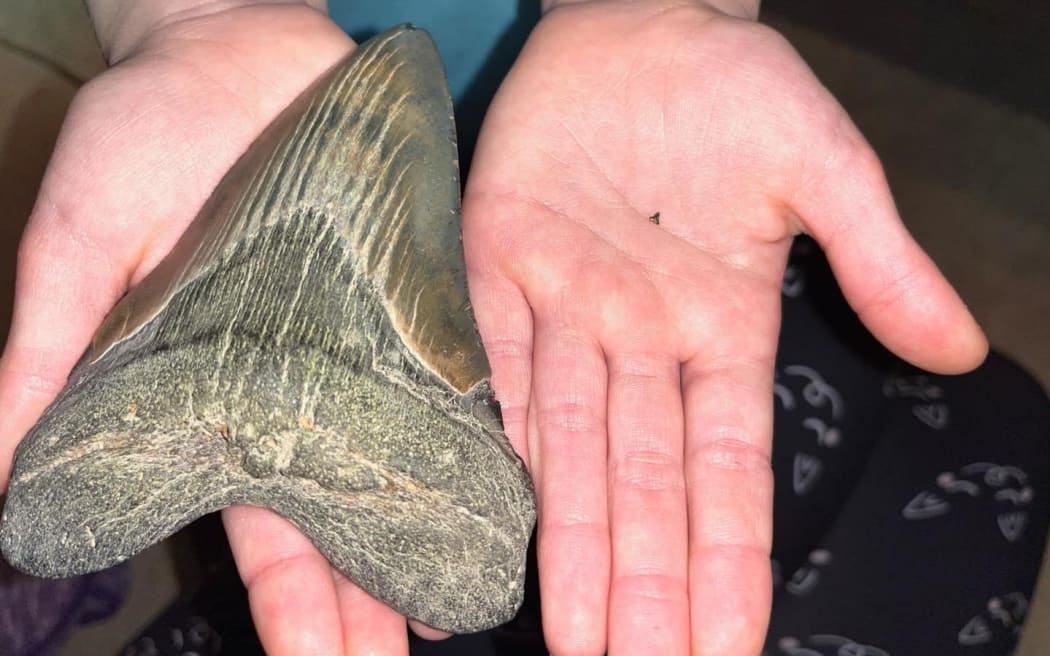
[0,25,535,633]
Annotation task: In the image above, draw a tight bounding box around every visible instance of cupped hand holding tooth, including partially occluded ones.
[462,1,987,654]
[0,4,446,654]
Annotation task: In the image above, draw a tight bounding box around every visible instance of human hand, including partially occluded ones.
[462,1,987,654]
[0,3,450,653]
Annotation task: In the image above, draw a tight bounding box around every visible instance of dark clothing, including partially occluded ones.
[762,240,1049,656]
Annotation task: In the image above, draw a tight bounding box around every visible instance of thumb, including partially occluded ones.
[792,121,988,374]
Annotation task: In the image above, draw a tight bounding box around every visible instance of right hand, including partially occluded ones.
[462,2,988,654]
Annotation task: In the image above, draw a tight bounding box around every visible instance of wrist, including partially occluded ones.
[85,0,328,64]
[540,0,760,21]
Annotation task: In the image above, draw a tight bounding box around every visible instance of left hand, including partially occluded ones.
[462,1,987,654]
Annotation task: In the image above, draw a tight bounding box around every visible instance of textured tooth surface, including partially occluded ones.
[0,25,535,634]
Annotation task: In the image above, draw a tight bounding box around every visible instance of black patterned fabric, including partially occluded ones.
[762,239,1049,656]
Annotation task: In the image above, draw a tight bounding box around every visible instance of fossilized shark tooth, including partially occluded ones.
[0,25,535,633]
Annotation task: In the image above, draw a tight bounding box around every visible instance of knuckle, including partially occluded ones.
[608,354,676,388]
[494,401,528,433]
[537,399,604,436]
[539,513,607,542]
[0,345,71,399]
[690,436,770,477]
[239,550,317,589]
[612,449,683,493]
[691,540,771,566]
[612,570,687,604]
[0,364,66,399]
[483,336,531,361]
[25,189,117,280]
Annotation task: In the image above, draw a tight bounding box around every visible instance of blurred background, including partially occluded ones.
[0,0,1047,653]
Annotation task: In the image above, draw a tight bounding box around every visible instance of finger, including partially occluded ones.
[462,193,535,463]
[406,620,450,641]
[466,268,533,463]
[223,506,345,655]
[333,573,411,655]
[530,321,610,656]
[0,212,126,487]
[682,356,775,656]
[792,124,987,374]
[606,352,688,655]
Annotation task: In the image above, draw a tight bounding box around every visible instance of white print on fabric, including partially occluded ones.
[771,634,890,656]
[781,239,817,298]
[123,616,217,656]
[793,454,823,497]
[882,373,949,430]
[958,592,1028,647]
[783,263,806,298]
[775,365,845,496]
[902,463,1034,542]
[785,549,832,596]
[784,366,844,420]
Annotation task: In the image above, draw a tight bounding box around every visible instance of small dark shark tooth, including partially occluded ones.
[0,25,535,633]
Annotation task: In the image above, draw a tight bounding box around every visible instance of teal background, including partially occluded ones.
[328,1,541,166]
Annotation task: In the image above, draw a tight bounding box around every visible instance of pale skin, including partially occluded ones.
[0,0,986,654]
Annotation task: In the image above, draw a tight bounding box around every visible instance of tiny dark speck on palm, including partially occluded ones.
[649,212,661,225]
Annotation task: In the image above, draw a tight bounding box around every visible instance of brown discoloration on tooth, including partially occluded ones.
[0,25,535,634]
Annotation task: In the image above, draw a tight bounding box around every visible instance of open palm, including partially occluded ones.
[463,3,986,654]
